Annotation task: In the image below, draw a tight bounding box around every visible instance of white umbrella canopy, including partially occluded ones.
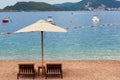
[15,20,67,33]
[14,19,67,66]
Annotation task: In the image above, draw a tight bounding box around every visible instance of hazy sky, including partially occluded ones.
[0,0,81,9]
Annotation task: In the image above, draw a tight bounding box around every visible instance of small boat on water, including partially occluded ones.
[92,15,100,22]
[2,18,9,23]
[47,16,56,25]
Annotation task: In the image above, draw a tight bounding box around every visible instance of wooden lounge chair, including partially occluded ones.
[45,64,63,79]
[17,64,36,79]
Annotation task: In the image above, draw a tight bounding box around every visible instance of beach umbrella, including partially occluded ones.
[14,20,67,66]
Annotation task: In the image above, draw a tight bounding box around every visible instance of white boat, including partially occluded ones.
[92,15,100,22]
[47,16,56,25]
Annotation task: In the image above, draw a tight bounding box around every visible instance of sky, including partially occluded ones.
[0,0,81,9]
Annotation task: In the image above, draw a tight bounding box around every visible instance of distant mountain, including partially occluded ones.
[3,0,120,11]
[54,2,77,10]
[54,2,74,7]
[55,0,120,10]
[3,2,66,11]
[77,0,120,9]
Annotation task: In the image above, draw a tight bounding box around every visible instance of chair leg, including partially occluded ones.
[61,74,63,78]
[33,74,35,79]
[17,74,19,79]
[45,75,47,79]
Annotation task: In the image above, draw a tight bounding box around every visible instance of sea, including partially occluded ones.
[0,11,120,60]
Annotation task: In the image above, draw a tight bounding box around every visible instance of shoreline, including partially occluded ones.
[0,60,120,80]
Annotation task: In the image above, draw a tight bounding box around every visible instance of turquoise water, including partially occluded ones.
[0,11,120,60]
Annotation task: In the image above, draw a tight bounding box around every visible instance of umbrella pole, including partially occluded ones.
[41,31,44,67]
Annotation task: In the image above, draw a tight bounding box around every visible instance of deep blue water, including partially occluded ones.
[0,11,120,60]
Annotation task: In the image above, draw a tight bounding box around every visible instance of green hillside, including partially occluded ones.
[3,2,65,11]
[3,0,120,11]
[55,0,120,10]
